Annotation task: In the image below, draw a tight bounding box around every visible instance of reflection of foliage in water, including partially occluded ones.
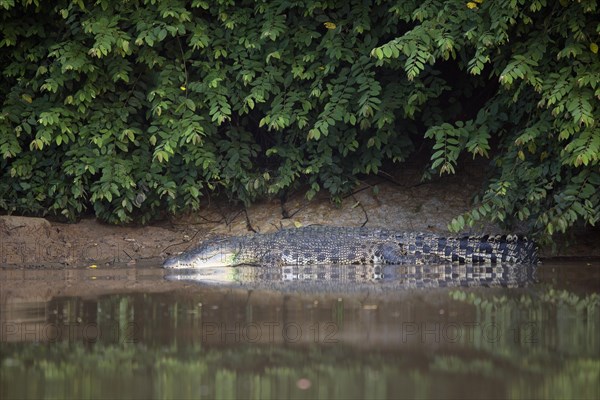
[449,288,600,354]
[2,288,599,399]
[2,341,599,399]
[0,345,414,399]
[447,288,600,399]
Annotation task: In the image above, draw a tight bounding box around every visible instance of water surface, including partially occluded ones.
[1,261,599,399]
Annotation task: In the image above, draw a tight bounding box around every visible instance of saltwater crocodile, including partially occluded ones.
[163,226,538,269]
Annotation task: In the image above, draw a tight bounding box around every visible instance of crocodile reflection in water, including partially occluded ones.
[165,263,538,289]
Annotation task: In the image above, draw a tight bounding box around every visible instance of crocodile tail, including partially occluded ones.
[471,234,538,264]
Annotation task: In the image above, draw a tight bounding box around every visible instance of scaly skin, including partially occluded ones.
[163,226,538,269]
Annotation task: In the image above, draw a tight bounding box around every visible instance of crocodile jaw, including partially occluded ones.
[163,250,237,269]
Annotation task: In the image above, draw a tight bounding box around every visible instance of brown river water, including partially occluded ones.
[1,260,599,399]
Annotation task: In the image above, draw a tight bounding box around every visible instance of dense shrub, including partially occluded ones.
[0,0,598,239]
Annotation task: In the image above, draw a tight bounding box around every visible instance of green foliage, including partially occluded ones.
[373,0,600,237]
[0,0,417,223]
[0,0,598,239]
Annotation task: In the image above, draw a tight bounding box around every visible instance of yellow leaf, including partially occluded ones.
[324,22,336,30]
[474,0,484,3]
[590,43,598,54]
[518,150,525,161]
[89,264,97,269]
[180,85,186,91]
[293,220,303,228]
[21,94,33,103]
[466,2,478,9]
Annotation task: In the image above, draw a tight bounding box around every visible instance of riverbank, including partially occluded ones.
[1,169,599,269]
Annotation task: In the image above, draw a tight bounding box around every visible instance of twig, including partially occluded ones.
[342,184,375,200]
[244,209,257,233]
[123,250,133,260]
[224,209,244,227]
[161,228,204,254]
[284,200,312,219]
[270,221,284,231]
[177,36,189,98]
[169,214,225,226]
[352,194,369,227]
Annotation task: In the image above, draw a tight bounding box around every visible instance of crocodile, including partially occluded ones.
[163,226,538,269]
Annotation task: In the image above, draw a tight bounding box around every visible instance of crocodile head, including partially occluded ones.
[163,239,239,269]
